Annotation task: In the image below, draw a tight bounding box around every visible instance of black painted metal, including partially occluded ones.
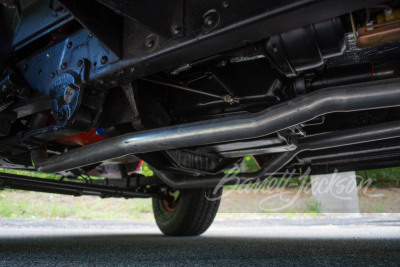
[152,120,400,188]
[286,137,400,174]
[309,62,373,91]
[0,172,158,198]
[95,0,184,39]
[265,17,346,77]
[292,62,375,96]
[9,0,385,120]
[2,0,398,181]
[0,68,30,113]
[170,59,285,120]
[0,113,17,137]
[58,0,123,58]
[164,149,240,175]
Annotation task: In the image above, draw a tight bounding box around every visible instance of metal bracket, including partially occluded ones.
[121,81,146,131]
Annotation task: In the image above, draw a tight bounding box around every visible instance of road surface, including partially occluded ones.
[1,217,400,266]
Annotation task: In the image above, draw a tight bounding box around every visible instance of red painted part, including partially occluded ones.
[49,111,142,170]
[162,199,177,212]
[127,160,144,175]
[54,128,108,147]
[49,21,74,41]
[136,160,144,171]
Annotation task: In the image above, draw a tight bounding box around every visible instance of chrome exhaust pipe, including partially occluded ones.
[32,78,400,173]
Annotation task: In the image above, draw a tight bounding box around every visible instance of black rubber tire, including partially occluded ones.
[152,187,222,236]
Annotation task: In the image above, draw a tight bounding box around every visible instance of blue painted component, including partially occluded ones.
[95,128,109,138]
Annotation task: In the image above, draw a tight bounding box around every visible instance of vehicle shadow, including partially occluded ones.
[1,227,400,266]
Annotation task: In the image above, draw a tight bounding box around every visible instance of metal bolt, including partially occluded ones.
[46,53,50,58]
[61,62,67,69]
[50,72,55,79]
[88,32,93,38]
[67,42,73,48]
[146,40,155,48]
[2,85,7,92]
[173,27,182,35]
[77,60,83,67]
[223,1,229,8]
[23,64,28,71]
[51,111,61,117]
[101,56,108,64]
[204,16,214,26]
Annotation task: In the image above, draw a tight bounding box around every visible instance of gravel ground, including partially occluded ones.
[0,217,400,266]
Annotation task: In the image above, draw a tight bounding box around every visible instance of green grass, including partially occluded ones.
[0,163,155,221]
[0,161,154,179]
[0,163,399,221]
[306,198,322,214]
[0,168,60,179]
[0,189,154,221]
[356,168,400,187]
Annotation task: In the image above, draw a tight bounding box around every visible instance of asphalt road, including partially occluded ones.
[1,217,400,266]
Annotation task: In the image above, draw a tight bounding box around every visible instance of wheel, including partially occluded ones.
[152,187,222,236]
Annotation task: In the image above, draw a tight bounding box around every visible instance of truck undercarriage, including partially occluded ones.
[1,0,400,235]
